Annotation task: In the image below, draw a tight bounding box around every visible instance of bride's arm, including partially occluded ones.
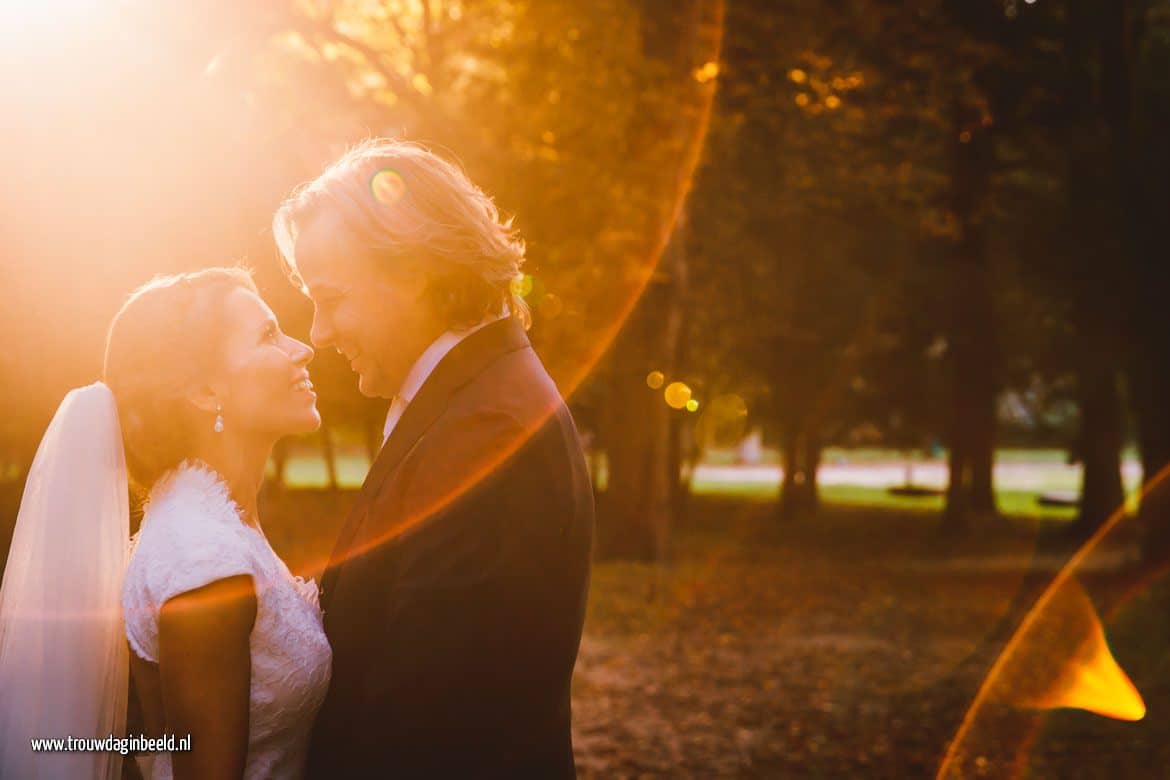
[157,575,256,780]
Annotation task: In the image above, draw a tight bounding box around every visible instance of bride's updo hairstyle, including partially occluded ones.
[102,267,258,492]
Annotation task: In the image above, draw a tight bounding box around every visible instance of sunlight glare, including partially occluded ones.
[1003,579,1145,722]
[0,0,101,30]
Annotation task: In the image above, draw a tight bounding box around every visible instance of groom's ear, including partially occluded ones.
[185,384,222,414]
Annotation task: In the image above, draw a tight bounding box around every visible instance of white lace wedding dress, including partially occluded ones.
[122,461,332,779]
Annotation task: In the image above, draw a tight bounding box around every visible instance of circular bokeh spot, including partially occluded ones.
[370,167,408,206]
[511,274,534,299]
[664,381,692,409]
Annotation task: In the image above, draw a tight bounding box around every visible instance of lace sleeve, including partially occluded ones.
[121,468,257,663]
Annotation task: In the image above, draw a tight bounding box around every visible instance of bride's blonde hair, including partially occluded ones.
[102,267,257,491]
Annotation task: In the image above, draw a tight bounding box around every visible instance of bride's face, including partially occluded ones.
[212,288,321,438]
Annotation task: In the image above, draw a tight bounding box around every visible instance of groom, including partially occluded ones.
[273,139,593,778]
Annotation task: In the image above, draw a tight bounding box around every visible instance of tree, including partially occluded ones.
[688,0,955,521]
[592,0,724,560]
[1099,0,1170,561]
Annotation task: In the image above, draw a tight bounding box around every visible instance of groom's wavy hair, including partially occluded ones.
[272,138,530,330]
[103,267,258,492]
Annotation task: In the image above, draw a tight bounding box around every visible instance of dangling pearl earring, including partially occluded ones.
[214,403,225,434]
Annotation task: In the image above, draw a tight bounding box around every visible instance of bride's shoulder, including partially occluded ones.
[136,460,247,541]
[127,460,256,579]
[123,461,258,663]
[144,460,243,523]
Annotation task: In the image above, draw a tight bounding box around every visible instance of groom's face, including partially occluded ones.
[294,210,442,399]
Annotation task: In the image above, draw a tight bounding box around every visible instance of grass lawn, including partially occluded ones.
[274,444,1143,521]
[689,480,1083,519]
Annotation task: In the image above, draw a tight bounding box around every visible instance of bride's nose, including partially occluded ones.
[290,338,314,367]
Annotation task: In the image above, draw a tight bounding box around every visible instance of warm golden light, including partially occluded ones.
[0,0,100,25]
[795,93,810,107]
[824,95,841,110]
[1047,641,1145,721]
[664,382,692,409]
[935,464,1170,779]
[694,61,720,83]
[788,68,807,84]
[3,0,730,620]
[646,370,665,389]
[685,399,699,412]
[540,292,563,319]
[711,393,747,418]
[510,274,534,299]
[1002,580,1145,722]
[411,72,434,95]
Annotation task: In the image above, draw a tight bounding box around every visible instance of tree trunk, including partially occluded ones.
[668,404,692,527]
[778,421,800,522]
[1073,368,1126,537]
[598,215,688,560]
[777,416,821,521]
[670,289,696,527]
[600,380,659,560]
[941,89,999,531]
[1063,0,1127,541]
[940,232,998,529]
[271,438,289,492]
[594,0,721,560]
[1097,0,1170,562]
[968,343,997,515]
[944,418,971,531]
[800,426,822,516]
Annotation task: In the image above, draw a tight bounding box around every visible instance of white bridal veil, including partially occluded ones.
[0,382,130,779]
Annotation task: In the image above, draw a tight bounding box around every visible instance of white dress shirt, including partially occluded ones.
[382,313,507,445]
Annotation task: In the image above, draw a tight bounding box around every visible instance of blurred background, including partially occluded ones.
[3,0,1170,776]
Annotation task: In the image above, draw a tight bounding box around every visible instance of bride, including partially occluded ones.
[0,267,332,779]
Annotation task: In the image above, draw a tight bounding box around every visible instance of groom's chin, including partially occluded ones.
[356,371,382,399]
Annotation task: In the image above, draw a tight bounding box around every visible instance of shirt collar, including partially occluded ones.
[393,311,508,407]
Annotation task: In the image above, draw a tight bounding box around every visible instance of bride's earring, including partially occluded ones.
[214,403,225,434]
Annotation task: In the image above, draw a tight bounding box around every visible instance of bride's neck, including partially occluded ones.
[189,436,273,528]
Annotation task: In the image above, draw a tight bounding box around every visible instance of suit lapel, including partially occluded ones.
[319,318,530,612]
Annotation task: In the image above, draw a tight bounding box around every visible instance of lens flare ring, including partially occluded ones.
[936,466,1170,779]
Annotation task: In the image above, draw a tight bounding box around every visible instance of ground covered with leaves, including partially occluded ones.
[569,498,1170,778]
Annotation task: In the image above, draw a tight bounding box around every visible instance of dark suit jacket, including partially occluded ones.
[306,318,594,779]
